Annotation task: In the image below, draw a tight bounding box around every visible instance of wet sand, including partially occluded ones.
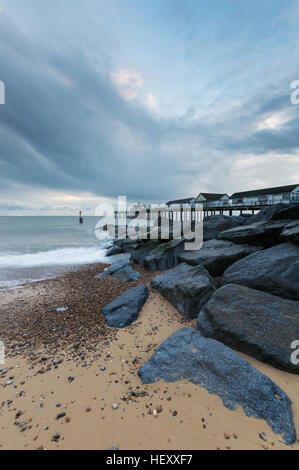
[0,263,299,450]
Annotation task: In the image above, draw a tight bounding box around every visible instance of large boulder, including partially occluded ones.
[218,219,289,248]
[197,284,299,373]
[178,239,260,276]
[247,203,299,224]
[138,328,296,445]
[280,220,299,245]
[203,215,241,241]
[102,285,149,328]
[97,261,141,282]
[106,238,143,257]
[144,239,185,271]
[221,243,299,300]
[127,240,161,264]
[151,263,216,319]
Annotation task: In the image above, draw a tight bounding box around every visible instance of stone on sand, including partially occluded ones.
[197,284,299,373]
[102,285,149,328]
[138,328,296,445]
[151,263,216,319]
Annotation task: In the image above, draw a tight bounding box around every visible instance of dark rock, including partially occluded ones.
[151,263,216,319]
[203,215,241,241]
[178,239,260,276]
[247,203,299,224]
[280,220,299,245]
[98,261,141,282]
[218,219,290,248]
[138,328,296,445]
[197,284,299,373]
[102,285,149,328]
[221,243,299,300]
[127,240,161,264]
[144,239,185,271]
[106,238,143,257]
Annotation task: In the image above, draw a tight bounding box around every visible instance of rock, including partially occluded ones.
[247,203,299,224]
[102,285,149,328]
[138,328,296,445]
[197,284,299,373]
[221,243,299,300]
[144,239,185,271]
[151,263,216,319]
[56,413,66,420]
[203,215,241,241]
[98,261,141,282]
[280,220,299,245]
[112,404,119,410]
[178,239,260,276]
[106,238,143,257]
[218,219,290,248]
[127,240,161,264]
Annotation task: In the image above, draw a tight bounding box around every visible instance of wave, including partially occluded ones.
[0,246,109,269]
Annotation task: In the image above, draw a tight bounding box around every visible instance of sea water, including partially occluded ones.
[0,216,110,288]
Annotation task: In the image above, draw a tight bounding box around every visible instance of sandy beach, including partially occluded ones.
[0,262,298,451]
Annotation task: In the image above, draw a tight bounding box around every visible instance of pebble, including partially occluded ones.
[56,413,66,420]
[112,404,119,410]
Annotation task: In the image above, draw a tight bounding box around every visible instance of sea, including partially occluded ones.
[0,216,112,289]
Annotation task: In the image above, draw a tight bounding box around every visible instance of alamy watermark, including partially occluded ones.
[0,341,5,365]
[290,80,299,105]
[94,196,203,251]
[290,340,299,366]
[0,80,5,104]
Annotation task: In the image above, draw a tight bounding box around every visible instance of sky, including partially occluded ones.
[0,0,299,215]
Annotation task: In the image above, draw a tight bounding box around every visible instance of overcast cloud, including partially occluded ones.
[0,0,299,214]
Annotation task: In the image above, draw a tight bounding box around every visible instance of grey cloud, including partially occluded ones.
[0,0,299,209]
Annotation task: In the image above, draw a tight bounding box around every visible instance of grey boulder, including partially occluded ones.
[280,220,299,245]
[106,238,143,257]
[127,240,161,264]
[197,284,299,373]
[102,285,149,328]
[221,243,299,300]
[144,239,185,271]
[138,328,296,445]
[98,261,140,282]
[218,219,289,248]
[203,215,241,241]
[151,263,216,319]
[247,203,299,224]
[178,239,260,276]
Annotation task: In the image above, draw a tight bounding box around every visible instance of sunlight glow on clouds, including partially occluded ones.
[110,69,143,101]
[257,110,295,132]
[146,92,158,110]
